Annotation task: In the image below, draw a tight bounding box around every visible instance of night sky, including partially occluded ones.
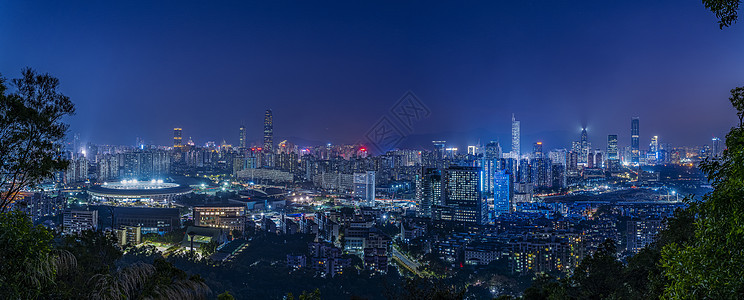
[1,1,743,152]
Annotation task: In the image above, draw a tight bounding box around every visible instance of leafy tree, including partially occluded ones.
[0,211,75,299]
[286,288,321,300]
[703,0,742,29]
[0,68,75,212]
[89,258,210,299]
[49,230,123,298]
[569,239,624,299]
[218,291,236,300]
[201,240,220,256]
[661,85,744,298]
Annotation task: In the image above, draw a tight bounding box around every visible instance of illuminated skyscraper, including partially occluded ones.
[607,135,618,160]
[533,142,543,158]
[631,117,640,164]
[354,171,376,206]
[481,141,501,195]
[173,128,182,149]
[493,169,512,216]
[263,110,273,152]
[579,128,590,164]
[511,114,520,158]
[580,128,588,149]
[442,166,487,224]
[239,125,246,151]
[712,137,722,158]
[432,140,446,160]
[419,168,442,218]
[650,136,659,160]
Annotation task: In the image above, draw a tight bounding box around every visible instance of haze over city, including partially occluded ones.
[2,1,742,149]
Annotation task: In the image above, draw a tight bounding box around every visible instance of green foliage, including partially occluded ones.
[729,86,744,127]
[218,291,236,300]
[201,240,220,256]
[286,288,321,300]
[389,277,466,300]
[703,0,741,29]
[89,258,210,299]
[0,211,67,299]
[48,230,123,298]
[569,239,624,299]
[0,68,75,212]
[661,85,744,298]
[143,228,186,245]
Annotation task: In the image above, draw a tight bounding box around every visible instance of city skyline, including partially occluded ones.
[1,1,742,148]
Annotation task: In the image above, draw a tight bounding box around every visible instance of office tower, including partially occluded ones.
[194,204,247,233]
[481,141,501,195]
[419,168,441,218]
[581,128,588,150]
[650,136,659,155]
[173,128,182,149]
[442,166,487,224]
[587,152,594,168]
[467,145,478,156]
[494,169,513,216]
[354,171,376,206]
[712,137,722,157]
[72,133,81,157]
[594,151,603,168]
[607,135,618,160]
[567,151,578,171]
[239,125,246,151]
[63,209,98,235]
[432,141,446,159]
[631,117,640,164]
[533,142,543,158]
[531,157,552,188]
[548,149,567,167]
[579,128,590,164]
[551,163,566,188]
[518,158,531,183]
[264,110,273,152]
[263,110,274,168]
[511,114,521,158]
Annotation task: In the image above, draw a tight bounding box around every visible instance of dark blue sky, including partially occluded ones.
[1,1,742,152]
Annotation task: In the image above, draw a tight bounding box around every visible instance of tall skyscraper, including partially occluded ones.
[511,114,521,158]
[354,171,376,206]
[263,110,273,152]
[239,125,246,150]
[493,169,513,216]
[580,128,588,149]
[533,142,543,158]
[712,137,722,158]
[481,141,501,195]
[432,140,446,160]
[419,168,441,218]
[441,166,487,224]
[173,128,182,149]
[631,117,640,164]
[650,136,659,160]
[607,135,618,160]
[578,128,590,164]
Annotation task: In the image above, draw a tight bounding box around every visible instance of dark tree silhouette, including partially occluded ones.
[0,68,75,212]
[703,0,741,29]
